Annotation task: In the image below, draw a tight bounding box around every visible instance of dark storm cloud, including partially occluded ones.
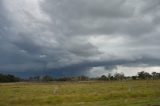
[0,0,160,77]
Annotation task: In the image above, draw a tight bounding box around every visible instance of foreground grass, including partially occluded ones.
[0,80,160,106]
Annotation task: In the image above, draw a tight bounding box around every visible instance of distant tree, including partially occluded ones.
[107,73,112,80]
[158,73,160,79]
[57,77,72,81]
[114,72,125,80]
[33,76,40,81]
[132,76,137,80]
[110,76,114,80]
[29,77,33,81]
[7,74,20,82]
[152,72,160,80]
[78,76,89,81]
[42,75,53,81]
[99,75,107,80]
[138,71,151,80]
[0,74,20,82]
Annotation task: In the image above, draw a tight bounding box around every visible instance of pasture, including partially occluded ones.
[0,80,160,106]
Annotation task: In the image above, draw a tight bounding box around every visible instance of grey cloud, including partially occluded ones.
[41,0,155,36]
[0,0,160,77]
[140,0,160,14]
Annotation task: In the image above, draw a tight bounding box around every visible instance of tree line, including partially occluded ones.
[27,71,160,82]
[0,71,160,82]
[0,74,20,82]
[98,71,160,81]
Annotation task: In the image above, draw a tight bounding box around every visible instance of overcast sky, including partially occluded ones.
[0,0,160,77]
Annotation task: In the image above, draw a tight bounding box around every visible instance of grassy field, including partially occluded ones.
[0,80,160,106]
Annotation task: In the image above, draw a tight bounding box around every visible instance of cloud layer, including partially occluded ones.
[0,0,160,77]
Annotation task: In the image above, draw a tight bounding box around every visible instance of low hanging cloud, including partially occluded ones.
[0,0,160,77]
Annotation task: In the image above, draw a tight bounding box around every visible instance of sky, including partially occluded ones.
[0,0,160,77]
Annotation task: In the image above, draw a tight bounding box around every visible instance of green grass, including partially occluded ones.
[0,80,160,106]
